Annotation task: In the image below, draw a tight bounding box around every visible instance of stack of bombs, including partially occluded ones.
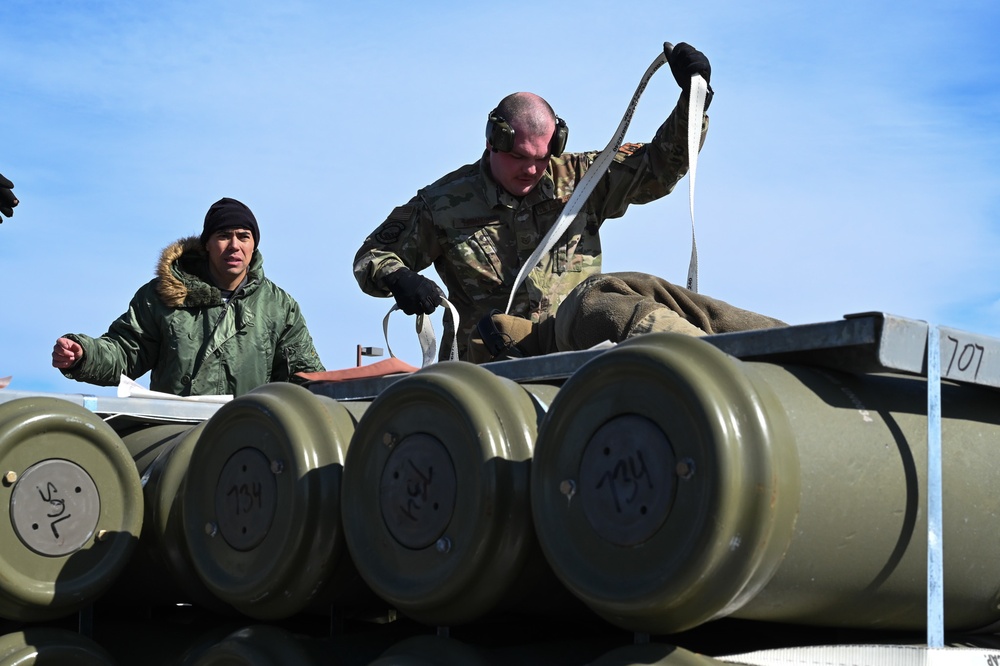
[3,332,1000,663]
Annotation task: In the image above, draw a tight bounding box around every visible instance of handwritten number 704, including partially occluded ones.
[36,482,72,539]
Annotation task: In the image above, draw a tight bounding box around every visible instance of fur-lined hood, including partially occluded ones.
[155,236,262,308]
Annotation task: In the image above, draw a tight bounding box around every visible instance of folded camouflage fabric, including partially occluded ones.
[467,271,785,362]
[554,271,787,351]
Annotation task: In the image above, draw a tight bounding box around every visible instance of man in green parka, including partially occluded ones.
[51,197,325,396]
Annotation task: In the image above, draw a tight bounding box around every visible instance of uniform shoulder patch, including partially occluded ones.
[617,142,643,157]
[388,205,414,221]
[374,219,407,245]
[371,206,416,245]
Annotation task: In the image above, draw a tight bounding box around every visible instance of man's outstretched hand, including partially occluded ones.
[666,42,711,89]
[52,337,84,370]
[665,42,713,109]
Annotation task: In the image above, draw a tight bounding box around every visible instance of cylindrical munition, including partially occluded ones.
[181,382,365,620]
[734,359,1000,630]
[532,333,798,634]
[178,625,317,666]
[0,627,115,665]
[342,360,561,627]
[108,421,229,611]
[369,635,492,666]
[531,332,1000,634]
[117,421,192,473]
[0,397,142,621]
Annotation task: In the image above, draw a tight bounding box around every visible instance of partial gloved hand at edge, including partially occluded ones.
[384,268,445,315]
[0,173,18,221]
[665,42,714,109]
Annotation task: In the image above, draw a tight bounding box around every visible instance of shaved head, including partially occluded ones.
[487,92,560,197]
[494,92,556,137]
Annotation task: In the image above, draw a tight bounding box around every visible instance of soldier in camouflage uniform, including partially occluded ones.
[354,43,712,361]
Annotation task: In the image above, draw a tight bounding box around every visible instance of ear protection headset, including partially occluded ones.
[486,110,569,157]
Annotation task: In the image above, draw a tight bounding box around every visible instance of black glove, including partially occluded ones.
[666,42,711,89]
[0,173,17,221]
[384,268,444,315]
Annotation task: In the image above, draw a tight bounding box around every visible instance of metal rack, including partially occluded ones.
[0,389,222,424]
[309,312,1000,401]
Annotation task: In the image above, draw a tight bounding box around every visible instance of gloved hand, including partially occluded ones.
[0,173,18,221]
[384,268,444,315]
[666,42,711,89]
[665,42,713,109]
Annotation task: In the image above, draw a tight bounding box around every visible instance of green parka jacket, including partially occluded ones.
[61,237,325,396]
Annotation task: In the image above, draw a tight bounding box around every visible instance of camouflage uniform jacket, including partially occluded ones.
[62,237,325,396]
[354,94,708,360]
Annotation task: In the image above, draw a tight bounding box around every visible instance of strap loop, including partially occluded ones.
[382,298,461,367]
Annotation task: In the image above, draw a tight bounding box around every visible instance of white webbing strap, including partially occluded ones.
[686,74,708,293]
[382,297,461,367]
[504,45,708,313]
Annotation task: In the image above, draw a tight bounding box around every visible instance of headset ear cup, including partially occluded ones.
[487,109,567,156]
[486,110,515,153]
[550,116,568,157]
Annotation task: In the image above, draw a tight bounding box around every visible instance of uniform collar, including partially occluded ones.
[479,151,557,210]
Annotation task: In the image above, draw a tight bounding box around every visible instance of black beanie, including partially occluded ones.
[201,197,260,249]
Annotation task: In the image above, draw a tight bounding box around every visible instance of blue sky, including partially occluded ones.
[2,0,998,395]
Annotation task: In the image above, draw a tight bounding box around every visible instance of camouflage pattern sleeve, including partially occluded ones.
[587,90,710,220]
[353,196,441,297]
[643,88,710,193]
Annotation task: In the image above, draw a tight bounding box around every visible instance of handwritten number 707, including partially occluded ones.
[944,336,984,380]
